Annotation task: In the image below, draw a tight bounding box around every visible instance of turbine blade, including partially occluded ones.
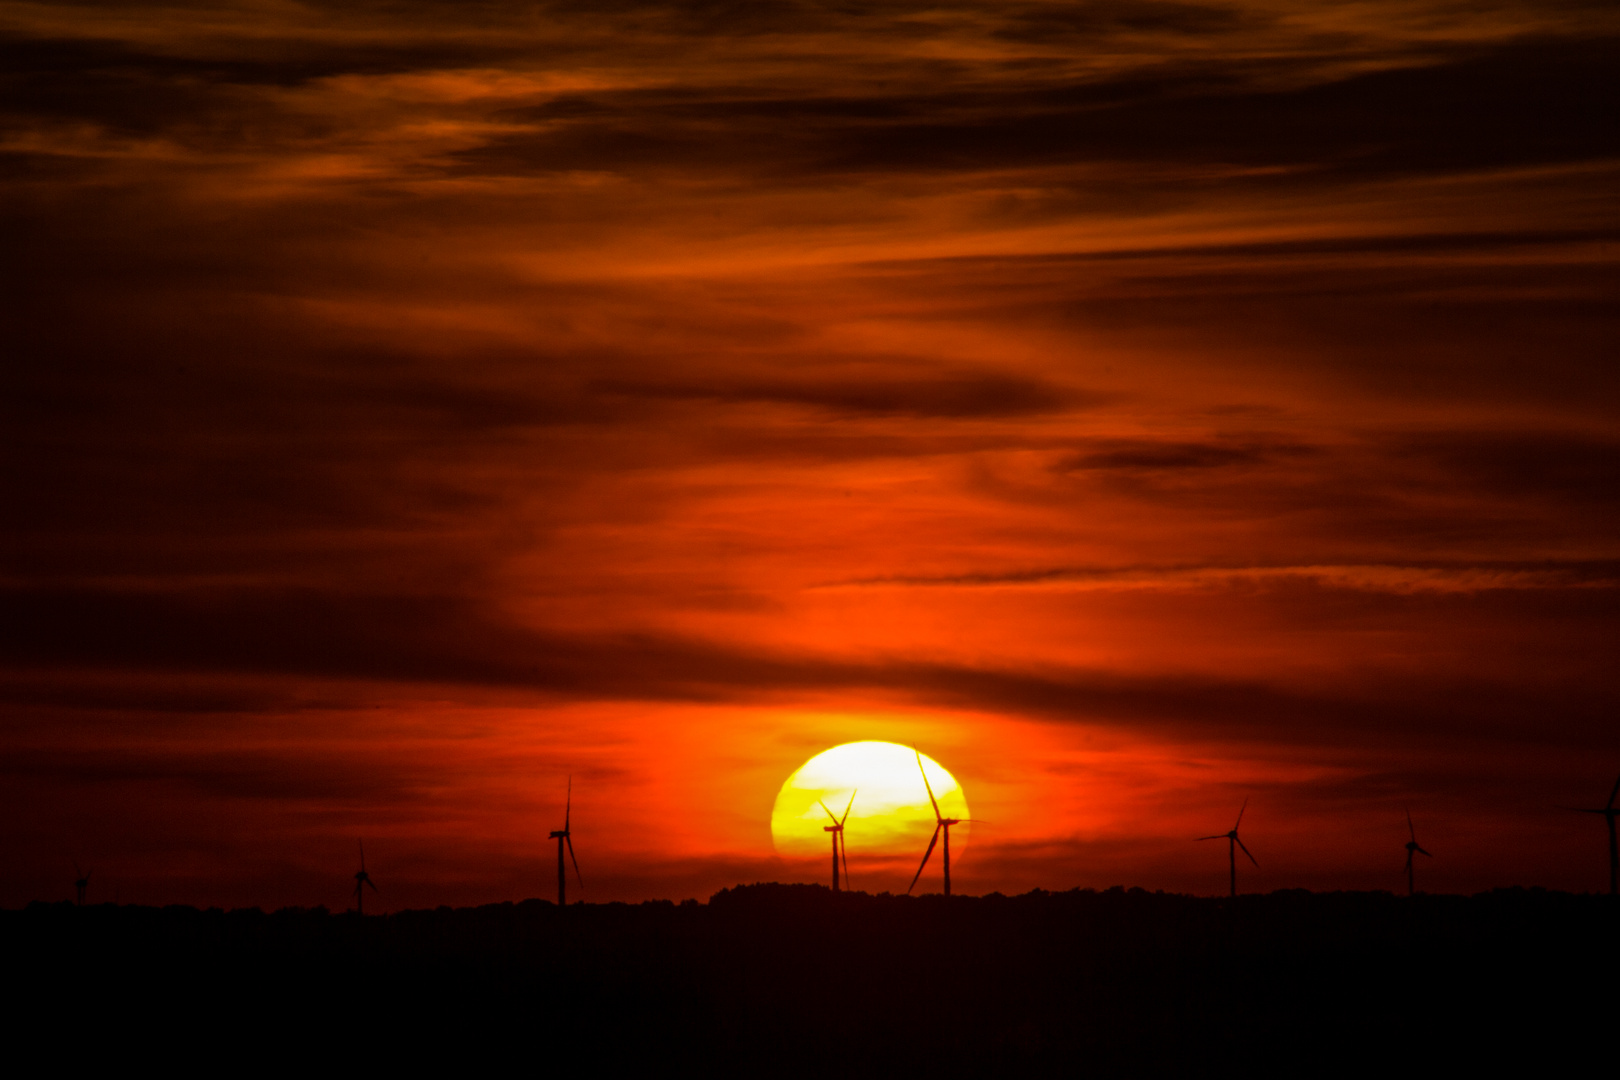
[1235,836,1258,866]
[819,798,840,825]
[840,833,850,890]
[1195,835,1225,841]
[908,824,941,895]
[1233,797,1248,831]
[916,751,943,822]
[1608,772,1620,811]
[1407,809,1416,843]
[366,878,379,893]
[841,789,857,826]
[1416,846,1432,857]
[567,834,583,887]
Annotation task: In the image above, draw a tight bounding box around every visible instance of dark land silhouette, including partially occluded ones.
[8,885,1614,1073]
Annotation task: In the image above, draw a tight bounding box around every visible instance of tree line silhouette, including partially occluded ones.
[11,884,1613,1073]
[29,766,1620,1072]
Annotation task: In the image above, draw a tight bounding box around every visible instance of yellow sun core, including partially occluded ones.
[770,741,969,859]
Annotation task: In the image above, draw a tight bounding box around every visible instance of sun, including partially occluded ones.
[770,741,969,858]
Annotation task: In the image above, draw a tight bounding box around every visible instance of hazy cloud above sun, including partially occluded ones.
[2,0,1617,906]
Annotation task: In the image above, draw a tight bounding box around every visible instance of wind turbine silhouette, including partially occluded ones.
[1197,799,1257,897]
[73,862,90,906]
[819,790,855,892]
[1575,772,1620,896]
[1403,811,1432,896]
[908,752,978,896]
[353,841,378,915]
[549,776,583,906]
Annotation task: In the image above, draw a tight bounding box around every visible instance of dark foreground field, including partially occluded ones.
[10,885,1615,1074]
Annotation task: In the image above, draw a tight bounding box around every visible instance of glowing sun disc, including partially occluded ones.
[770,741,969,857]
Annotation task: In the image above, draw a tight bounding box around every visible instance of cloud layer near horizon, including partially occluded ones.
[3,0,1618,907]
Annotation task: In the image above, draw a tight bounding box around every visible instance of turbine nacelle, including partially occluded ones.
[1403,811,1434,895]
[1572,771,1620,896]
[819,791,856,891]
[908,752,977,896]
[553,776,584,905]
[1196,799,1256,896]
[353,841,379,914]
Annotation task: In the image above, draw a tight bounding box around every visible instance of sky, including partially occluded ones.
[3,0,1618,909]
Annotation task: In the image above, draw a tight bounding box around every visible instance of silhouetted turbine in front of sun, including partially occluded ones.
[353,840,378,915]
[819,790,855,892]
[1574,772,1620,896]
[1404,811,1432,896]
[907,752,984,896]
[550,776,583,907]
[1197,799,1257,897]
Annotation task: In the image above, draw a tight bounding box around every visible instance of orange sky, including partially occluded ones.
[3,0,1619,908]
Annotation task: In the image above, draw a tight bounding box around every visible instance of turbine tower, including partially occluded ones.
[1197,799,1257,897]
[1404,811,1432,896]
[908,752,961,896]
[353,841,378,915]
[549,776,583,907]
[73,863,90,906]
[819,791,855,892]
[1575,772,1620,896]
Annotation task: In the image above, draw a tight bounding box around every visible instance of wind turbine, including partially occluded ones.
[1575,772,1620,896]
[353,841,378,915]
[1404,810,1432,896]
[73,863,90,906]
[549,776,583,906]
[818,790,855,892]
[907,752,971,897]
[1197,799,1257,897]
